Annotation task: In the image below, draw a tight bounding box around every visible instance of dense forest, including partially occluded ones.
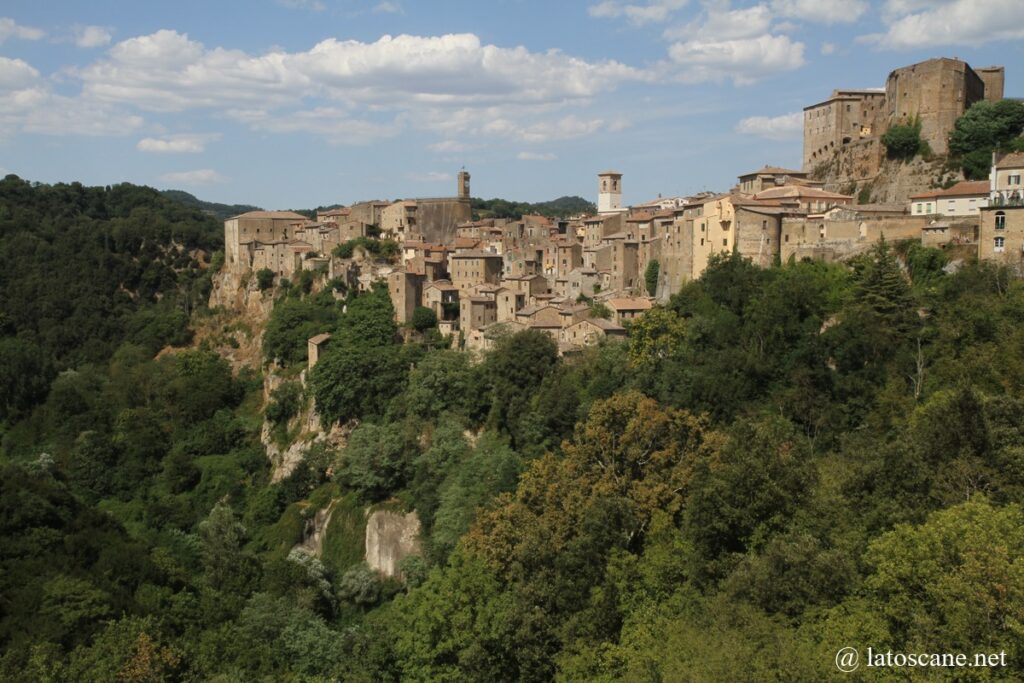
[472,195,595,219]
[2,177,1023,681]
[160,190,261,222]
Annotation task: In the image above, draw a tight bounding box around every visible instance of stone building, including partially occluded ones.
[449,251,503,292]
[910,180,990,217]
[802,58,1004,171]
[225,210,308,271]
[979,205,1024,264]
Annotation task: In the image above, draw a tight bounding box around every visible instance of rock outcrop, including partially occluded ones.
[365,509,422,580]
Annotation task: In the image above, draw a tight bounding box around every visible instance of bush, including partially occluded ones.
[882,117,924,160]
[411,306,438,332]
[645,260,660,297]
[256,268,275,291]
[266,382,303,425]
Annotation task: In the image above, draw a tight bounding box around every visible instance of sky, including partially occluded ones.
[0,0,1022,209]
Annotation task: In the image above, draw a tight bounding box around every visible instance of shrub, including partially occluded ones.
[256,268,275,290]
[411,306,438,332]
[882,117,924,160]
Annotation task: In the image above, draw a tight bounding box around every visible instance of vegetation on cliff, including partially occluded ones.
[2,178,1024,681]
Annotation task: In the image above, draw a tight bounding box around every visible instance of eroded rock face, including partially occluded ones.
[365,509,421,579]
[297,500,337,557]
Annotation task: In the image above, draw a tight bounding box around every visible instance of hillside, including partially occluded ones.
[472,194,595,219]
[4,215,1024,680]
[161,189,261,221]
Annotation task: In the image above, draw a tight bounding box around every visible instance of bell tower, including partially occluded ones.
[597,170,623,214]
[457,169,470,200]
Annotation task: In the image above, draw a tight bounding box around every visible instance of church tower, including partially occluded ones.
[597,170,623,214]
[457,170,471,200]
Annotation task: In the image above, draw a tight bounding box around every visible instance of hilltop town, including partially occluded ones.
[220,56,1023,358]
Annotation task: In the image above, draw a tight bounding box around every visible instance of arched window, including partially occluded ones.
[995,211,1006,230]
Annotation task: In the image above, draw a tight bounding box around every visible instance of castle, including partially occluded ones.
[803,58,1004,172]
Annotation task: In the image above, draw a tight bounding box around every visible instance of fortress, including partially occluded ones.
[803,58,1004,173]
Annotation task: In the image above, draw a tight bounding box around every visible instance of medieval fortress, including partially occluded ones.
[222,58,1023,355]
[804,58,1004,182]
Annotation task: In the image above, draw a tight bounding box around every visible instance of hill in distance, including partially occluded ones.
[161,189,262,221]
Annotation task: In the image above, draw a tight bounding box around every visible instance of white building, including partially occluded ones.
[597,170,625,215]
[910,180,991,217]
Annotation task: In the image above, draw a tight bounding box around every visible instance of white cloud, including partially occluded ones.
[408,171,451,182]
[589,0,688,25]
[374,2,403,13]
[736,111,803,140]
[820,42,836,55]
[517,151,557,161]
[0,17,45,43]
[229,107,400,145]
[668,34,805,85]
[861,0,1024,49]
[665,5,773,41]
[159,169,227,185]
[277,0,326,10]
[75,31,643,113]
[428,140,471,153]
[771,0,868,24]
[73,25,113,48]
[137,133,219,153]
[0,57,40,89]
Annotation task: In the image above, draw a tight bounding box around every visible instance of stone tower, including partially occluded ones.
[457,170,470,200]
[598,170,623,214]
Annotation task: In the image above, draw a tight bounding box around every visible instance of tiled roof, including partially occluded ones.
[995,152,1024,169]
[231,210,309,220]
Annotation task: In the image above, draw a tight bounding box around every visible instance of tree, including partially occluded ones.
[483,329,559,446]
[881,117,925,160]
[311,344,408,424]
[644,259,660,297]
[199,503,249,589]
[949,99,1024,179]
[410,306,437,332]
[256,267,275,290]
[337,421,416,502]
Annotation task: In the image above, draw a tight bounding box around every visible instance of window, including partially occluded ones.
[722,238,728,247]
[996,211,1006,230]
[1010,174,1022,185]
[947,200,955,212]
[700,238,704,246]
[915,203,922,214]
[994,236,1005,252]
[762,220,767,229]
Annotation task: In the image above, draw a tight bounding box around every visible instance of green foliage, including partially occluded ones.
[949,99,1024,179]
[589,301,611,319]
[644,259,660,296]
[262,292,340,366]
[333,237,400,260]
[336,421,417,502]
[410,305,437,332]
[265,381,302,425]
[881,116,925,160]
[483,329,560,447]
[255,267,275,290]
[471,195,595,219]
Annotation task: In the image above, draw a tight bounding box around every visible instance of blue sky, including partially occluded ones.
[0,0,1021,209]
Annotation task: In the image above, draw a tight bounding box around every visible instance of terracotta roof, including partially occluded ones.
[231,210,309,220]
[995,152,1024,169]
[740,165,807,177]
[451,250,503,259]
[910,181,990,200]
[607,297,653,311]
[578,318,625,331]
[753,186,853,201]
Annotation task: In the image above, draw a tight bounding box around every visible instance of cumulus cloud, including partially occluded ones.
[137,133,219,153]
[374,2,402,13]
[0,57,40,89]
[664,5,773,41]
[861,0,1024,49]
[159,169,227,185]
[736,111,803,140]
[589,0,689,25]
[228,107,400,145]
[0,17,45,43]
[73,25,113,48]
[74,31,643,113]
[517,151,557,161]
[820,42,836,55]
[771,0,868,24]
[668,34,805,85]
